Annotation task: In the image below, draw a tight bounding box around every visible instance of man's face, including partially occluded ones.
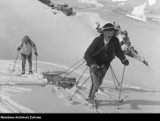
[22,36,29,44]
[103,30,115,41]
[24,39,29,44]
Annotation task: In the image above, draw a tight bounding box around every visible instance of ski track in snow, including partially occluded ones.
[0,92,34,113]
[0,83,34,113]
[1,86,32,93]
[0,97,34,113]
[45,84,118,113]
[0,61,36,113]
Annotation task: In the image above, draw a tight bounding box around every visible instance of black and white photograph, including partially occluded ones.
[0,0,160,114]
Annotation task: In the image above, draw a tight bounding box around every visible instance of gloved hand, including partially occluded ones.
[34,52,38,56]
[90,64,98,72]
[17,47,21,51]
[122,58,129,66]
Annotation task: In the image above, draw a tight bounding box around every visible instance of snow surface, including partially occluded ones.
[0,0,160,113]
[78,0,103,7]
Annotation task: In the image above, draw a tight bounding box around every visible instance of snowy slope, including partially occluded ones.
[0,60,159,113]
[0,0,160,113]
[0,0,160,92]
[0,60,94,113]
[0,0,99,64]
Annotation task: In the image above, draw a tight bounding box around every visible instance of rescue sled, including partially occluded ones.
[42,71,76,89]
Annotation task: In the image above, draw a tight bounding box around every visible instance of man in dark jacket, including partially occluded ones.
[84,23,129,104]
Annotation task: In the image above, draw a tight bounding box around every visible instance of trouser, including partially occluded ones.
[88,65,109,100]
[21,53,32,73]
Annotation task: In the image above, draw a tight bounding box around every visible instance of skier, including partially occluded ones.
[17,36,38,75]
[84,23,129,104]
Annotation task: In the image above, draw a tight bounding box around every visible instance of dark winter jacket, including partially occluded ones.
[84,34,126,67]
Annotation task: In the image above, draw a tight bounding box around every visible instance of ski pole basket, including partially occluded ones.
[42,71,76,89]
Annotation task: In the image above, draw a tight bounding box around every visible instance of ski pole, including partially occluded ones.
[110,65,120,88]
[68,75,91,101]
[62,60,85,78]
[76,66,88,86]
[117,65,126,110]
[110,66,117,89]
[36,55,37,73]
[12,51,20,72]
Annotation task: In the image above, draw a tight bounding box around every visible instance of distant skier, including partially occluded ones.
[17,36,38,75]
[84,23,129,104]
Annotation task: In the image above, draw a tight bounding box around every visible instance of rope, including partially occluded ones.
[62,60,85,78]
[63,58,84,74]
[69,75,91,100]
[92,44,107,57]
[62,43,107,78]
[76,66,88,86]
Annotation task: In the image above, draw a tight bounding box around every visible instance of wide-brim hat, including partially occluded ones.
[21,35,29,42]
[102,23,119,32]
